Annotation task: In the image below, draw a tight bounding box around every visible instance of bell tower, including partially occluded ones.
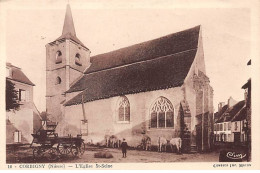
[46,4,90,122]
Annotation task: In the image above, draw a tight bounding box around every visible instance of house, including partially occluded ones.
[6,62,41,144]
[45,4,214,152]
[214,97,246,144]
[242,60,251,161]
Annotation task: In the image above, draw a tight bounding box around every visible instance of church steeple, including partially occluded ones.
[45,3,90,125]
[54,4,88,49]
[62,4,76,36]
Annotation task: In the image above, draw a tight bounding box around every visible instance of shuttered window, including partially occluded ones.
[14,131,22,143]
[19,89,26,102]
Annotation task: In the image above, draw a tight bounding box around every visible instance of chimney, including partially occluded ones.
[218,102,225,112]
[228,96,237,108]
[244,89,248,104]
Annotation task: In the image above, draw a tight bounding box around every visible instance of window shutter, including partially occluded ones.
[14,131,21,143]
[19,89,22,101]
[18,131,22,143]
[21,90,26,101]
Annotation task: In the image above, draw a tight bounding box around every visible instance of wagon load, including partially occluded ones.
[30,120,85,161]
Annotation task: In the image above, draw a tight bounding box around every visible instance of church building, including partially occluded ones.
[46,4,214,152]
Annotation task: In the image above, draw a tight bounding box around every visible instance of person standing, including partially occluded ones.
[121,138,128,158]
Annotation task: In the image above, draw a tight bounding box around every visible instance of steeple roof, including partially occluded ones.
[55,4,88,49]
[62,4,76,36]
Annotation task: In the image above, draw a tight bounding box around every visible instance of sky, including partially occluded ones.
[2,0,252,112]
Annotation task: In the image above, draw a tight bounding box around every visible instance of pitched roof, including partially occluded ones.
[231,106,247,122]
[214,105,228,122]
[216,100,245,123]
[242,78,251,89]
[65,50,197,106]
[54,4,88,49]
[6,63,35,86]
[85,26,200,74]
[64,26,201,106]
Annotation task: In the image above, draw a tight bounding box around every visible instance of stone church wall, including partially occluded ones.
[63,86,184,147]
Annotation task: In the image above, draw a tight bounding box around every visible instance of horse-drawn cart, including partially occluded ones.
[30,121,85,161]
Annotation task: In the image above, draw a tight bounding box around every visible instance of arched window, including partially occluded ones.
[150,97,174,128]
[55,76,61,85]
[117,96,130,122]
[75,53,82,66]
[55,51,62,64]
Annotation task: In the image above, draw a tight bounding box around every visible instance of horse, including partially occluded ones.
[158,137,167,152]
[169,137,182,154]
[109,135,119,148]
[104,135,110,147]
[85,138,93,146]
[141,135,151,151]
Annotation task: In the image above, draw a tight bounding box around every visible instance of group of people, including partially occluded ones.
[120,136,182,158]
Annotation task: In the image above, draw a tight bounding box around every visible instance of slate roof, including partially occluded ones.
[64,26,201,106]
[215,100,245,123]
[214,105,228,122]
[242,78,251,89]
[6,63,35,86]
[231,106,247,122]
[85,26,200,74]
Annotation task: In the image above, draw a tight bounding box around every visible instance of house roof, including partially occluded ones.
[242,78,251,89]
[214,105,228,122]
[64,26,201,106]
[215,100,245,123]
[6,63,35,86]
[231,106,247,122]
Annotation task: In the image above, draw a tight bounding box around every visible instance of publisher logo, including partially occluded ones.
[226,152,246,160]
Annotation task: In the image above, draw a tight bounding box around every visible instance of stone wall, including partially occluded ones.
[64,87,184,147]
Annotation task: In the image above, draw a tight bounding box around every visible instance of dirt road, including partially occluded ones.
[7,145,219,163]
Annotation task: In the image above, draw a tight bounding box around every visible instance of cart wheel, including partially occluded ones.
[57,143,71,155]
[33,147,44,160]
[71,146,79,157]
[79,142,85,155]
[46,148,59,161]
